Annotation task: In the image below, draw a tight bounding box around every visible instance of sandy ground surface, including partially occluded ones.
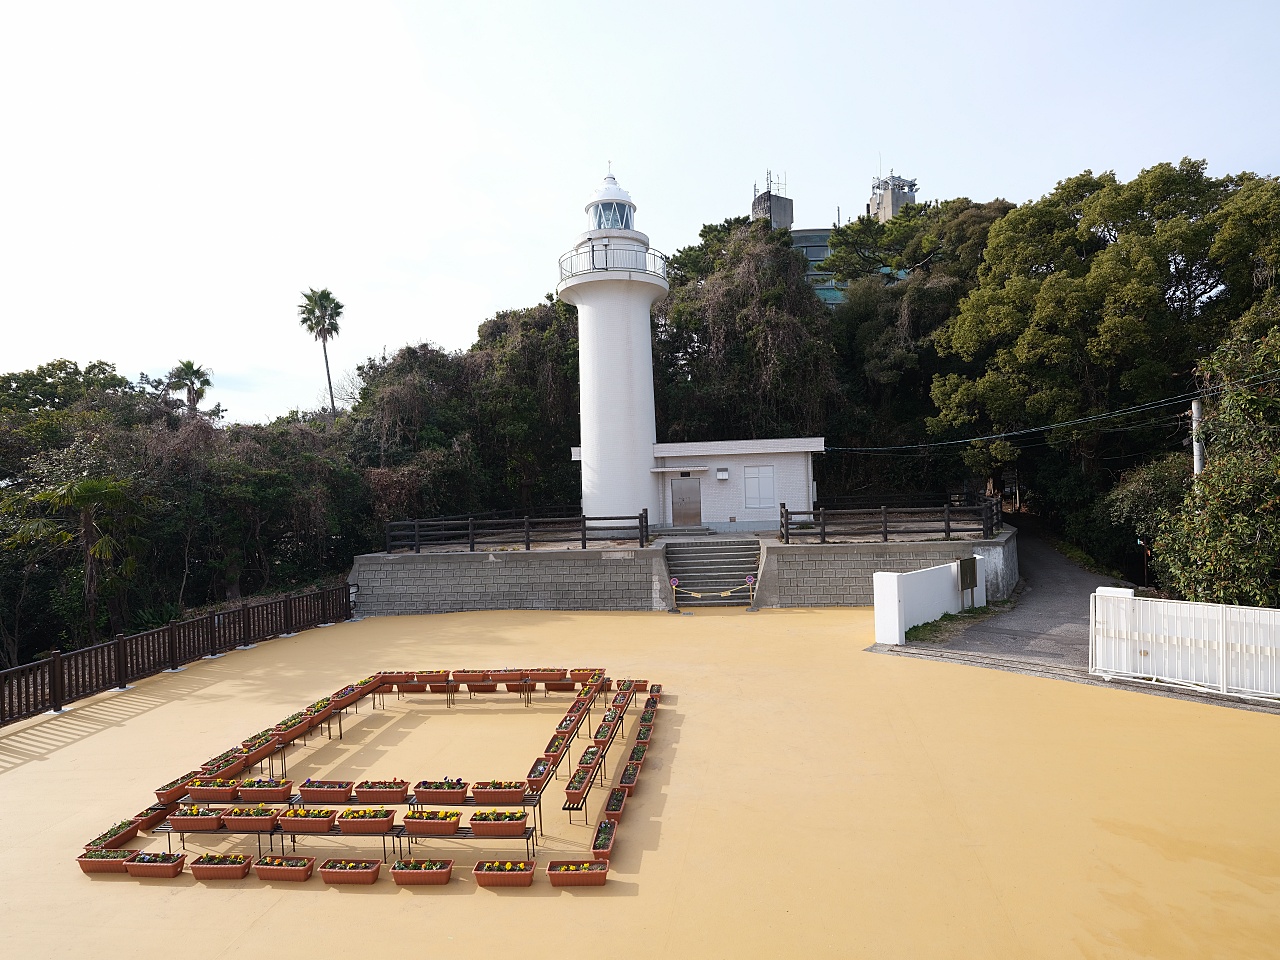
[3,608,1279,960]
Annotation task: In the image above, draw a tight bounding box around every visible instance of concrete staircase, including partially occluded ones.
[665,539,761,608]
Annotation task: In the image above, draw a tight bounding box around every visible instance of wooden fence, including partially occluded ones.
[0,584,352,727]
[386,510,649,553]
[779,498,1003,543]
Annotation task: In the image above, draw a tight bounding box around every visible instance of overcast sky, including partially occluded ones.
[3,1,1277,423]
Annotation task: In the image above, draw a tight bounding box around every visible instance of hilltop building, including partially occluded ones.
[560,174,822,530]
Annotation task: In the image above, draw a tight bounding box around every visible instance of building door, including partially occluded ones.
[671,478,702,526]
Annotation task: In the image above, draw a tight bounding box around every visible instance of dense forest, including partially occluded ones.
[2,158,1277,664]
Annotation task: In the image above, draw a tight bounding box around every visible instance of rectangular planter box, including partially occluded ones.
[390,861,453,885]
[468,817,529,837]
[76,851,140,874]
[465,682,498,693]
[278,811,338,833]
[125,854,186,878]
[413,783,469,804]
[603,789,627,823]
[544,680,578,692]
[237,780,293,803]
[547,861,609,886]
[473,863,534,887]
[155,772,201,805]
[337,813,395,834]
[253,856,315,882]
[504,681,535,693]
[404,816,461,836]
[298,782,353,803]
[241,739,278,766]
[186,782,240,802]
[133,805,175,831]
[530,669,567,682]
[202,758,246,779]
[354,782,410,803]
[86,822,140,850]
[569,669,601,682]
[452,671,488,683]
[190,857,252,881]
[221,811,280,831]
[167,812,223,832]
[319,860,381,885]
[471,785,527,804]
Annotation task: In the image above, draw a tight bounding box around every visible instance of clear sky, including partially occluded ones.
[2,0,1276,423]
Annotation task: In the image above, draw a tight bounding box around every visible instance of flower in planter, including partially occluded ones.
[473,780,524,790]
[279,808,333,819]
[593,820,616,850]
[637,724,653,741]
[156,771,200,792]
[132,852,182,864]
[356,676,378,686]
[629,744,647,763]
[643,696,659,710]
[174,804,218,817]
[620,763,639,786]
[640,709,656,724]
[650,684,663,695]
[546,734,568,752]
[238,777,284,789]
[300,779,353,788]
[187,778,237,789]
[392,859,449,871]
[339,808,393,819]
[566,768,591,790]
[355,779,407,790]
[224,805,275,817]
[578,746,601,766]
[556,717,576,733]
[606,788,626,813]
[256,856,311,868]
[332,684,358,698]
[470,808,523,827]
[192,854,250,866]
[617,680,635,691]
[567,701,586,714]
[476,860,529,871]
[593,722,614,740]
[528,759,549,778]
[404,810,460,821]
[276,712,308,730]
[416,778,466,790]
[551,861,607,871]
[87,820,136,847]
[79,849,136,861]
[602,708,621,723]
[322,859,379,870]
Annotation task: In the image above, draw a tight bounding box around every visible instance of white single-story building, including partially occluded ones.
[573,437,823,531]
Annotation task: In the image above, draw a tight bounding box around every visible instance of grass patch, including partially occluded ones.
[903,594,1019,644]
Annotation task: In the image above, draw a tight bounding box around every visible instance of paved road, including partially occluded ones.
[915,520,1132,670]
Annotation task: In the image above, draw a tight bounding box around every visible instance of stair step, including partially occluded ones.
[665,537,761,609]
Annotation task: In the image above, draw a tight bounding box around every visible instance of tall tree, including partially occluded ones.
[166,361,213,416]
[298,288,343,421]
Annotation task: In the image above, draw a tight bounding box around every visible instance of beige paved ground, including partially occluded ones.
[3,608,1279,959]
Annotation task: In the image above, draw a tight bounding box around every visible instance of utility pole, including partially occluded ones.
[1191,399,1204,474]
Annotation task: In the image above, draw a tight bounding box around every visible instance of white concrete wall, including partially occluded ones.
[655,451,814,527]
[873,557,986,645]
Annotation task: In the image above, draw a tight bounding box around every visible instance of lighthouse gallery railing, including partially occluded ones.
[558,245,667,281]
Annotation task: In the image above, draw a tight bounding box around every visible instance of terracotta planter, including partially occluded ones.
[186,782,240,802]
[636,725,653,746]
[526,761,552,792]
[377,671,412,684]
[203,758,246,779]
[504,681,535,693]
[564,775,593,805]
[591,823,616,861]
[471,784,526,804]
[465,682,498,693]
[644,696,659,710]
[133,805,175,831]
[427,682,455,694]
[274,723,307,744]
[354,782,409,803]
[221,810,280,831]
[545,680,578,692]
[278,810,338,833]
[593,723,618,747]
[253,856,315,882]
[76,851,140,874]
[125,853,186,878]
[469,816,528,837]
[155,772,201,804]
[331,691,358,710]
[554,715,579,737]
[544,734,569,759]
[618,762,641,796]
[413,782,469,804]
[237,780,293,803]
[452,671,488,683]
[473,862,534,887]
[319,860,381,885]
[547,861,609,886]
[390,860,453,885]
[416,671,449,684]
[603,788,627,823]
[404,816,461,836]
[305,705,333,728]
[241,739,278,766]
[397,682,427,692]
[569,669,600,682]
[86,822,140,850]
[611,691,631,708]
[298,781,353,803]
[337,812,395,834]
[530,669,566,682]
[488,669,524,680]
[190,857,252,881]
[167,811,223,832]
[633,680,650,692]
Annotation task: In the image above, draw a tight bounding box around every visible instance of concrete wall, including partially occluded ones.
[874,558,987,646]
[751,528,1017,608]
[655,451,813,528]
[348,546,675,617]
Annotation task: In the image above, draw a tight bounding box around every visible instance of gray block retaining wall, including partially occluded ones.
[750,529,1018,609]
[348,547,675,617]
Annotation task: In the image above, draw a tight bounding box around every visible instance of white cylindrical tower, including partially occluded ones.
[556,174,668,521]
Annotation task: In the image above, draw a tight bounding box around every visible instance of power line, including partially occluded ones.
[824,369,1280,454]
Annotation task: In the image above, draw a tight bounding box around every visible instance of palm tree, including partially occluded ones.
[298,288,343,421]
[167,361,213,415]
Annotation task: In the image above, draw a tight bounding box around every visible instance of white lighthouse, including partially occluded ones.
[557,174,668,521]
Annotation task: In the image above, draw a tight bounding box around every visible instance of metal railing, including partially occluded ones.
[386,509,649,553]
[779,498,1002,544]
[558,244,667,282]
[0,584,352,727]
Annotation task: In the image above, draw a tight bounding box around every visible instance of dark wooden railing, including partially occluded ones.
[779,498,1003,544]
[0,584,352,728]
[386,509,649,553]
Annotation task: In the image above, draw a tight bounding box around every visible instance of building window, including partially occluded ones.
[590,202,633,230]
[744,465,775,509]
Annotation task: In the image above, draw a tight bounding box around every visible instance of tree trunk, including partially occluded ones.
[81,506,100,644]
[322,337,337,423]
